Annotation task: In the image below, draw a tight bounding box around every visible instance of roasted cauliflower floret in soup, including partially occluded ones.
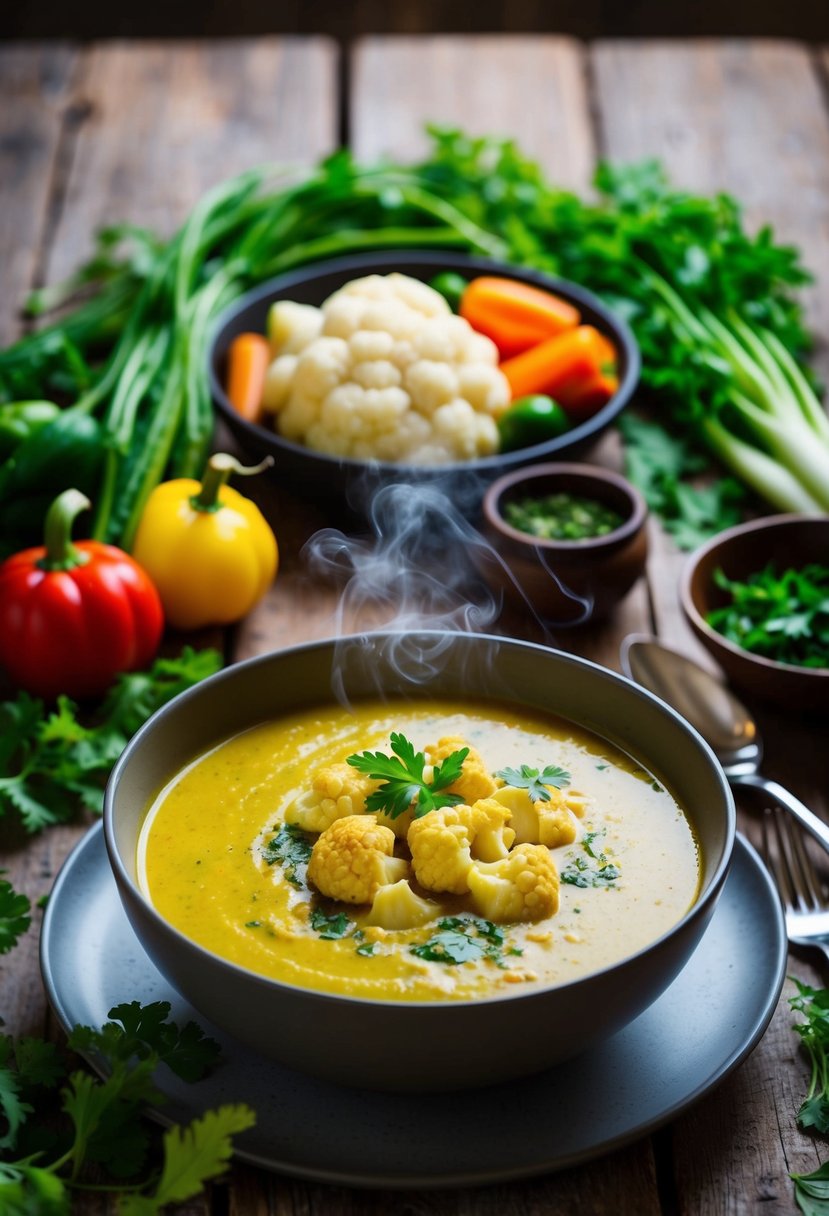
[284,763,378,833]
[492,785,580,848]
[307,815,408,904]
[467,844,560,923]
[367,879,438,930]
[407,801,514,895]
[426,735,498,804]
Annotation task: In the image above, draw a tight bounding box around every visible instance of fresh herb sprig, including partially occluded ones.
[707,564,829,669]
[347,732,468,820]
[0,647,221,834]
[0,1000,253,1212]
[495,764,571,802]
[0,876,30,956]
[790,981,829,1135]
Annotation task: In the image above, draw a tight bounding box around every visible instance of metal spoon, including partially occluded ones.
[620,634,829,855]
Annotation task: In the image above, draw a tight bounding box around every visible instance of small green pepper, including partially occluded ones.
[0,400,61,461]
[0,410,105,551]
[497,394,571,452]
[428,272,469,313]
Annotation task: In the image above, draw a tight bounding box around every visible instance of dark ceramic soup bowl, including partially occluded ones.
[104,631,733,1091]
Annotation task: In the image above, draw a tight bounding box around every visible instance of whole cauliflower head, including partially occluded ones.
[492,785,580,849]
[407,801,515,895]
[263,273,510,464]
[307,815,408,904]
[284,763,379,833]
[467,844,560,923]
[426,735,498,805]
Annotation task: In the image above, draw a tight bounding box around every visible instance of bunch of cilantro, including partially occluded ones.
[416,130,825,539]
[0,647,221,833]
[0,875,253,1213]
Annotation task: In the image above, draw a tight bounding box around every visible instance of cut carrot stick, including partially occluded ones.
[460,276,581,358]
[499,326,619,419]
[225,332,271,424]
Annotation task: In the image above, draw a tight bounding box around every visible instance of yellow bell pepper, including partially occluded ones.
[131,453,278,630]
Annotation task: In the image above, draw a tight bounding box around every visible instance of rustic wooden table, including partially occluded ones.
[3,33,829,1215]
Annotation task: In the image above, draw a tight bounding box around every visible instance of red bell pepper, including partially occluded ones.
[0,488,164,700]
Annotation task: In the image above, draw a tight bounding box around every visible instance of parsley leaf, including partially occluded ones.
[0,876,30,955]
[411,915,521,967]
[68,1000,221,1082]
[0,648,222,834]
[347,732,468,820]
[495,764,571,802]
[619,412,746,549]
[262,824,314,888]
[790,981,829,1136]
[123,1103,256,1213]
[309,907,353,939]
[561,829,621,888]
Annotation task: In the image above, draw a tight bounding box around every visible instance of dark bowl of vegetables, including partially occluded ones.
[207,250,639,516]
[479,463,649,626]
[680,514,829,714]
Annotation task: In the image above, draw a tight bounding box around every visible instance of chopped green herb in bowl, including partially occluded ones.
[706,562,829,669]
[680,514,829,712]
[504,491,624,541]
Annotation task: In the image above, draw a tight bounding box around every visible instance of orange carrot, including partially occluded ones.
[499,326,619,419]
[460,276,580,359]
[225,332,270,424]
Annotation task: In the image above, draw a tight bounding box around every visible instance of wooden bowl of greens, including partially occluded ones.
[480,463,648,626]
[680,515,829,714]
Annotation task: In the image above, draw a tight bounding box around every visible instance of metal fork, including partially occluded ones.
[762,807,829,969]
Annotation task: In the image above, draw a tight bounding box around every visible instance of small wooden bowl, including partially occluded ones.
[680,514,829,714]
[480,463,649,626]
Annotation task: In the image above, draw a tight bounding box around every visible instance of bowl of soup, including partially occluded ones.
[104,631,734,1091]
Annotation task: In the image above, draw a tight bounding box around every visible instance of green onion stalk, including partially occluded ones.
[0,158,503,551]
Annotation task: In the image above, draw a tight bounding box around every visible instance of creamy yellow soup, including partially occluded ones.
[138,700,700,1001]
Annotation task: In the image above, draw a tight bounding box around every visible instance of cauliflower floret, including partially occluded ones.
[348,328,396,363]
[262,353,297,413]
[407,801,514,894]
[432,399,499,459]
[307,815,408,904]
[467,844,560,923]
[267,300,323,355]
[351,359,403,390]
[332,272,450,318]
[321,295,365,339]
[284,763,379,833]
[291,336,351,401]
[278,390,322,441]
[367,879,438,930]
[425,736,498,804]
[404,359,459,414]
[492,785,585,848]
[456,363,511,415]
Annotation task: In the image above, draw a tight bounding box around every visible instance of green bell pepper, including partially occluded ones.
[497,394,571,452]
[428,272,469,314]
